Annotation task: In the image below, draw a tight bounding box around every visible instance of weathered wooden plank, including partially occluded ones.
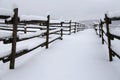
[46,15,50,49]
[0,15,10,19]
[105,14,113,61]
[3,32,45,44]
[10,8,18,69]
[110,33,120,40]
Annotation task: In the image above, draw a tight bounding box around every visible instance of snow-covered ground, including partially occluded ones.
[0,29,120,80]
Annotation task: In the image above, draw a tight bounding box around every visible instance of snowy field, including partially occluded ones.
[0,29,120,80]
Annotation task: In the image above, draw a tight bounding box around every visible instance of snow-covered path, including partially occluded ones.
[0,29,120,80]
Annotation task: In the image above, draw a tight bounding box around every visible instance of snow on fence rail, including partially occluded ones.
[0,8,63,69]
[0,8,14,19]
[94,14,120,61]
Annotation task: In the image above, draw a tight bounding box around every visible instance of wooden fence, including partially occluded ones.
[50,21,83,35]
[0,8,86,69]
[94,14,120,61]
[0,8,63,69]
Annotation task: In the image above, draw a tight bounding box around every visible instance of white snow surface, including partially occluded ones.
[19,15,47,21]
[0,37,45,57]
[110,27,120,36]
[18,30,46,39]
[50,20,61,23]
[0,30,12,39]
[111,39,120,55]
[0,29,120,80]
[16,15,62,23]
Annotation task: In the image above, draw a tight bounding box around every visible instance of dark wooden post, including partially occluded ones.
[100,20,104,44]
[69,20,71,35]
[60,22,63,40]
[10,8,18,69]
[105,14,113,61]
[77,23,78,31]
[74,22,76,33]
[60,29,63,40]
[46,15,50,49]
[24,23,27,34]
[78,23,79,30]
[78,23,80,32]
[60,22,63,29]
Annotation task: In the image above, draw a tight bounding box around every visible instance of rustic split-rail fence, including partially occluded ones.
[0,8,85,69]
[94,14,120,61]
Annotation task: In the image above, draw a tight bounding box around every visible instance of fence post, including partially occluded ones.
[74,22,76,33]
[10,8,18,69]
[60,22,63,40]
[69,20,71,35]
[60,22,63,30]
[78,23,80,32]
[60,29,63,40]
[77,23,79,32]
[105,14,113,61]
[100,20,104,44]
[46,15,50,49]
[24,23,27,34]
